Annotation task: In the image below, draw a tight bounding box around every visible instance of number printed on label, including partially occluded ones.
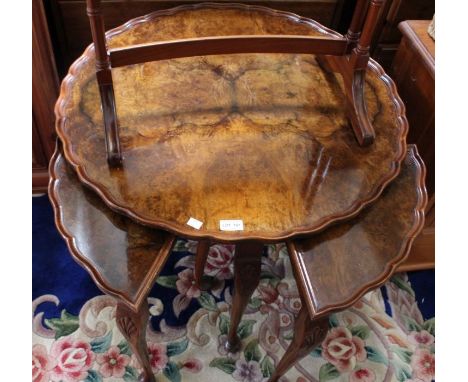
[219,220,244,231]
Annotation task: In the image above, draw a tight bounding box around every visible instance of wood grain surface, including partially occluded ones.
[56,4,408,242]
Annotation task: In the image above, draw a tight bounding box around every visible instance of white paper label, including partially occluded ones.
[219,220,244,231]
[186,217,203,230]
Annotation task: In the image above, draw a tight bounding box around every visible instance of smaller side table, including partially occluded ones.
[392,20,434,271]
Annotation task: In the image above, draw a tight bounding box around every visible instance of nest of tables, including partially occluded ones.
[49,3,428,382]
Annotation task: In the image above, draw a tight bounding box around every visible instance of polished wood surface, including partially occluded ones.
[48,146,175,310]
[56,4,408,242]
[288,145,427,320]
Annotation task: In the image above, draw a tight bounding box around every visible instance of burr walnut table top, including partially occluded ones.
[48,145,175,310]
[288,145,427,319]
[56,3,408,242]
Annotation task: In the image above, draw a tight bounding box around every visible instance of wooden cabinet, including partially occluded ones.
[392,20,434,271]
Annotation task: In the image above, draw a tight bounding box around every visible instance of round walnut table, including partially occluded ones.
[50,3,426,382]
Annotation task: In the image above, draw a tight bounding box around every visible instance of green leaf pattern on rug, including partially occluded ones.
[391,359,412,382]
[209,357,236,374]
[329,314,339,328]
[391,274,416,297]
[197,292,218,311]
[156,275,178,289]
[117,340,132,356]
[424,317,435,336]
[163,361,182,382]
[84,369,103,382]
[44,309,79,339]
[350,325,370,340]
[218,314,230,336]
[90,331,112,353]
[248,297,262,310]
[244,339,261,362]
[237,319,256,340]
[391,345,413,363]
[365,345,389,365]
[123,366,139,382]
[260,355,274,378]
[167,338,189,357]
[319,363,339,381]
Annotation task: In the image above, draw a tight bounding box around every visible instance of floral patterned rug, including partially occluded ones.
[32,197,435,382]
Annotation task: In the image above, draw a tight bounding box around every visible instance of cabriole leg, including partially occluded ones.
[194,240,212,291]
[116,300,155,382]
[269,307,329,382]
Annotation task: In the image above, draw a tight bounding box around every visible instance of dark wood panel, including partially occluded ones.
[379,0,434,43]
[370,0,434,72]
[33,0,60,192]
[45,0,341,77]
[372,43,398,72]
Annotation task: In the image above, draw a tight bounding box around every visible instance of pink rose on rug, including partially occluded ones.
[176,269,201,298]
[409,330,435,347]
[181,358,203,373]
[49,337,95,382]
[349,368,376,382]
[411,348,435,381]
[205,244,235,279]
[322,327,366,372]
[32,344,54,382]
[148,342,168,372]
[96,346,130,378]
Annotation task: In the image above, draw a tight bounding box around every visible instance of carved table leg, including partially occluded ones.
[269,307,329,382]
[116,300,155,382]
[225,241,263,353]
[194,240,213,291]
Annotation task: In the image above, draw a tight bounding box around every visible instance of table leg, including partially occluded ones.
[269,307,329,382]
[194,240,212,291]
[116,300,155,382]
[225,241,263,353]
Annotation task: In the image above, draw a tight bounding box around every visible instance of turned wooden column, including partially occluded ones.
[86,0,122,166]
